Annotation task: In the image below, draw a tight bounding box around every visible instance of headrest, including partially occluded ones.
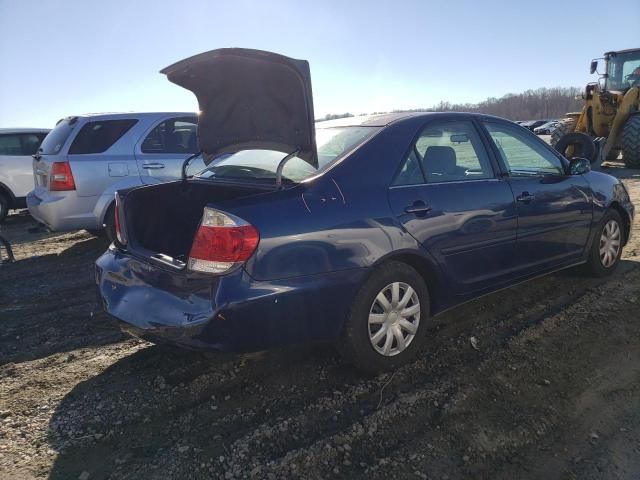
[424,146,456,175]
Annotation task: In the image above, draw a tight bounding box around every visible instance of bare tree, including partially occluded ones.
[321,87,584,121]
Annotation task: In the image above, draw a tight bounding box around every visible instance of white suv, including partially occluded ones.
[27,112,204,239]
[0,128,50,222]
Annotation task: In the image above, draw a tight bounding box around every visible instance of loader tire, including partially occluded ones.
[554,132,596,162]
[620,113,640,169]
[550,117,578,148]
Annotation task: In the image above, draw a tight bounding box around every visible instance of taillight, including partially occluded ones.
[188,208,259,274]
[49,161,76,191]
[114,193,127,245]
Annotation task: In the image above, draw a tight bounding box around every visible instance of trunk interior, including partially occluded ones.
[125,180,266,260]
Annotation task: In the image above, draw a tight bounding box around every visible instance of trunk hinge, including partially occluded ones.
[275,150,300,190]
[181,151,203,190]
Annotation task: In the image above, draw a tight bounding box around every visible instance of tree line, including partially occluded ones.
[318,86,584,122]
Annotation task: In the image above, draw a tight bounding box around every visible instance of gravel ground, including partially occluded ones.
[1,163,639,480]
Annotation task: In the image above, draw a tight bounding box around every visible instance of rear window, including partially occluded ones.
[68,119,137,155]
[196,126,381,183]
[39,119,77,155]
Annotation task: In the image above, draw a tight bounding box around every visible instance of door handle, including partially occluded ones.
[516,193,535,203]
[404,201,432,215]
[142,162,165,170]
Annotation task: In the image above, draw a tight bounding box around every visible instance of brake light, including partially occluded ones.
[114,193,127,245]
[49,161,76,191]
[188,208,259,274]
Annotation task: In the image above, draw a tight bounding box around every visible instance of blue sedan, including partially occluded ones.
[96,49,634,372]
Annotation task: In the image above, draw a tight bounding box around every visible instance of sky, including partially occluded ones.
[0,0,638,128]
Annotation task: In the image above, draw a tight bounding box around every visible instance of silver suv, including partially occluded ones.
[0,128,50,222]
[28,112,204,238]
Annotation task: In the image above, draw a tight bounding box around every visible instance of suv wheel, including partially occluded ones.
[0,193,9,223]
[584,209,624,277]
[338,261,429,373]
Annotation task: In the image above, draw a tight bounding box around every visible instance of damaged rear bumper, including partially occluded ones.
[95,247,366,352]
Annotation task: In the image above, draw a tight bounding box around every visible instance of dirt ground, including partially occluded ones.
[1,163,639,480]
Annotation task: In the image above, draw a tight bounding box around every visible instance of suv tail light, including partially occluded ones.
[188,208,259,274]
[114,193,127,246]
[49,161,76,191]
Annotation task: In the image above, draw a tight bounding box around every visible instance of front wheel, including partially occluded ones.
[620,113,640,169]
[338,261,429,373]
[583,210,624,277]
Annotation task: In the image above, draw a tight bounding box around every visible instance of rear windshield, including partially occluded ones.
[39,119,76,155]
[196,126,381,183]
[68,119,137,154]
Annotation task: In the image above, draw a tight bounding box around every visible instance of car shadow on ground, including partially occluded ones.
[43,258,639,480]
[44,341,346,480]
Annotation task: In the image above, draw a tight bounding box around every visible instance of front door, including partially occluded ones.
[135,116,205,183]
[481,120,592,271]
[387,118,519,295]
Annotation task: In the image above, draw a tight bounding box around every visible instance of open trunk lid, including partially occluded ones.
[160,48,317,168]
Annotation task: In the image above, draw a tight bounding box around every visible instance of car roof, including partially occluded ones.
[0,128,51,134]
[315,111,511,128]
[59,112,197,123]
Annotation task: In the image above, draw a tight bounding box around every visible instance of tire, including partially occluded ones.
[550,117,578,148]
[620,113,640,169]
[104,203,116,243]
[338,261,430,373]
[583,209,624,277]
[87,204,116,241]
[554,132,596,163]
[0,193,8,224]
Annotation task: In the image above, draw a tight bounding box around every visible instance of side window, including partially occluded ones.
[484,122,564,176]
[393,150,425,186]
[141,117,198,154]
[0,134,22,155]
[415,120,493,183]
[69,119,138,154]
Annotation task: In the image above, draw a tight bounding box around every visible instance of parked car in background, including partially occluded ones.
[520,120,550,131]
[96,49,634,373]
[0,128,50,222]
[27,112,204,239]
[534,120,559,135]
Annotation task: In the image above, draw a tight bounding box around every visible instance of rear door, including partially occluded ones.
[481,120,592,271]
[387,118,519,294]
[135,116,205,183]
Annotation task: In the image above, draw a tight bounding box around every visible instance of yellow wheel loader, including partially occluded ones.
[551,48,640,168]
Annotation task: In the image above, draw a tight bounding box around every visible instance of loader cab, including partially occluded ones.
[601,49,640,92]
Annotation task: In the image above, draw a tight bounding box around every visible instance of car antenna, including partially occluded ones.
[181,151,203,190]
[275,150,300,190]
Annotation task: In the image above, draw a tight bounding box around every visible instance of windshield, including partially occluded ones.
[606,50,640,91]
[196,126,381,183]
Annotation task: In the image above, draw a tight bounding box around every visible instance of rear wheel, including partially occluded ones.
[104,203,116,243]
[338,261,429,373]
[0,193,8,223]
[620,113,640,169]
[550,116,578,148]
[583,209,624,277]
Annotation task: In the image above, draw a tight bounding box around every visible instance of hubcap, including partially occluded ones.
[599,219,621,268]
[368,282,420,357]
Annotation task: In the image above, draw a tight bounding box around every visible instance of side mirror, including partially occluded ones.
[569,157,591,175]
[590,60,598,74]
